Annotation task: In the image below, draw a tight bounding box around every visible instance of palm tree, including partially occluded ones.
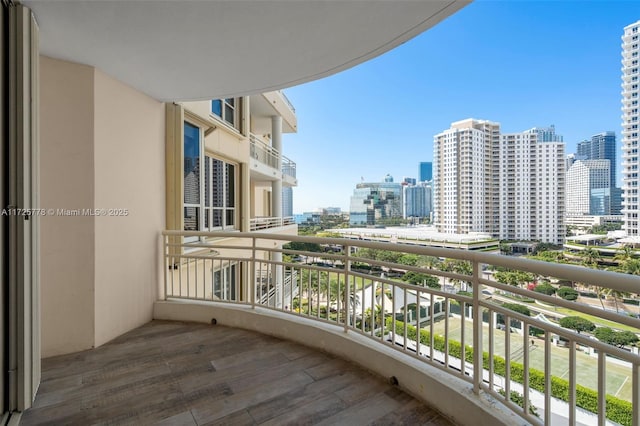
[580,247,601,268]
[624,259,640,276]
[598,287,629,313]
[614,245,634,264]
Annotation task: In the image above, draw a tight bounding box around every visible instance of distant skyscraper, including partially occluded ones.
[403,184,430,218]
[434,119,565,243]
[402,177,417,186]
[576,131,620,215]
[282,187,293,217]
[349,176,403,225]
[577,132,617,189]
[419,162,433,182]
[622,20,640,237]
[525,124,563,142]
[566,160,612,216]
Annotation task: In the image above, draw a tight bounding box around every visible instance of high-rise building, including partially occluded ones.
[566,160,611,216]
[403,184,431,219]
[577,132,617,188]
[524,124,563,142]
[434,119,565,244]
[433,119,500,235]
[419,162,433,182]
[349,176,403,226]
[282,187,293,217]
[622,20,640,237]
[575,132,620,215]
[402,177,417,186]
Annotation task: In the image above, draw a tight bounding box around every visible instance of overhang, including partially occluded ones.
[22,0,470,102]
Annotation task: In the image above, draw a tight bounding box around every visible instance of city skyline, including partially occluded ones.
[283,1,640,213]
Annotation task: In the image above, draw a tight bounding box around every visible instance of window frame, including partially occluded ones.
[182,119,239,235]
[211,98,238,129]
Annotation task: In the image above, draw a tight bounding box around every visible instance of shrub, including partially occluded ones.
[533,283,556,295]
[386,319,633,425]
[557,286,579,301]
[559,316,595,333]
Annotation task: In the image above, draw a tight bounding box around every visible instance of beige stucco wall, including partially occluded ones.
[93,69,165,347]
[40,56,165,356]
[40,56,96,356]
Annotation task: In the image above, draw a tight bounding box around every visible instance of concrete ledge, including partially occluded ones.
[154,300,529,426]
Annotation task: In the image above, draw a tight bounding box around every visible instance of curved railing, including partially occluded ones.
[162,231,640,426]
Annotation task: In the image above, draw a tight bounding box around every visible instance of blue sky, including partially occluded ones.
[282,1,640,213]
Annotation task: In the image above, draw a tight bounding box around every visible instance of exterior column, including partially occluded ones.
[270,116,283,306]
[271,115,282,219]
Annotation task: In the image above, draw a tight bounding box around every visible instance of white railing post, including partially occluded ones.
[251,236,256,309]
[633,362,639,426]
[163,233,167,300]
[472,259,482,394]
[344,244,351,333]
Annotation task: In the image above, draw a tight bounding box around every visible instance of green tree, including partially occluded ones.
[557,286,579,301]
[559,316,596,334]
[442,260,472,291]
[594,327,639,348]
[533,283,556,295]
[580,247,601,268]
[494,269,535,289]
[499,242,512,255]
[285,241,323,253]
[402,271,439,288]
[614,246,635,264]
[300,269,329,313]
[397,254,420,266]
[598,287,628,313]
[501,303,531,316]
[418,256,441,269]
[622,259,640,276]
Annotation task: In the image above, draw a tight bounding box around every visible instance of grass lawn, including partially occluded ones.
[431,317,633,402]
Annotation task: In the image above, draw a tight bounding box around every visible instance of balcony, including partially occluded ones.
[157,231,640,426]
[282,155,298,187]
[250,216,296,232]
[249,134,298,186]
[21,321,451,425]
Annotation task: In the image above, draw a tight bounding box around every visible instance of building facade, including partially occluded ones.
[566,160,611,216]
[524,124,563,142]
[622,20,640,237]
[419,162,433,182]
[403,184,429,219]
[433,119,499,235]
[349,176,403,226]
[434,119,565,244]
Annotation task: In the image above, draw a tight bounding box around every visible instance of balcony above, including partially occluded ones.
[250,91,297,134]
[250,216,297,232]
[23,1,469,101]
[249,134,298,186]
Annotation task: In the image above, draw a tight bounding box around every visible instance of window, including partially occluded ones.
[183,120,237,231]
[204,156,236,230]
[184,122,201,231]
[211,98,237,127]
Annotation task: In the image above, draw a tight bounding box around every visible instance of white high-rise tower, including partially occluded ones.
[433,119,565,244]
[622,20,640,237]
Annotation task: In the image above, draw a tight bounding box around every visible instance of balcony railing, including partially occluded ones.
[249,133,279,169]
[282,155,297,179]
[249,216,295,231]
[278,89,296,113]
[162,231,640,426]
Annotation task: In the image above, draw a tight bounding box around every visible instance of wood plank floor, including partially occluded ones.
[21,320,454,425]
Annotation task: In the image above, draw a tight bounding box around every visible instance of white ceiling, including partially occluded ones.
[23,0,469,102]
